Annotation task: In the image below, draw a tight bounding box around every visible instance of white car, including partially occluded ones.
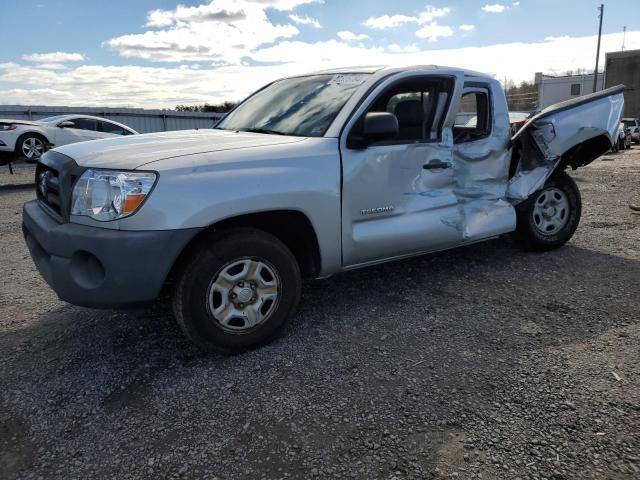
[0,115,137,161]
[622,118,640,144]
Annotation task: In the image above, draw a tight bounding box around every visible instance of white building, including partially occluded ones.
[535,72,605,109]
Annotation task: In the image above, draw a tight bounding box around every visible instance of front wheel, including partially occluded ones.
[173,228,301,353]
[511,171,582,252]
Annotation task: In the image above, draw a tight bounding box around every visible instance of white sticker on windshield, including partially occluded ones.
[328,74,367,86]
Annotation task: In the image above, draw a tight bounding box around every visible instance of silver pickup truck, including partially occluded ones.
[22,66,624,352]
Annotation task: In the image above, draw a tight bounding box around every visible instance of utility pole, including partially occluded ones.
[622,26,626,51]
[593,4,604,93]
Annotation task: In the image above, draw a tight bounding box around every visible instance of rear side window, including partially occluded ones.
[98,121,129,135]
[453,90,491,144]
[71,118,98,131]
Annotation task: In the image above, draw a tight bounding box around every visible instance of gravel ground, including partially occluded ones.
[1,149,639,480]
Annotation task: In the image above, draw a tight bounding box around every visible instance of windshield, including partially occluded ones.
[623,120,636,128]
[39,115,71,123]
[216,74,370,137]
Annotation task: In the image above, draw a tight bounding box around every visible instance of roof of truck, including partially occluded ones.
[309,64,494,80]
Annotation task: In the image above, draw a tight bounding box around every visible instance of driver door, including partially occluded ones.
[340,72,463,267]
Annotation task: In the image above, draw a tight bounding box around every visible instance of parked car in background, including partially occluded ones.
[463,111,532,136]
[612,122,632,152]
[507,111,532,135]
[0,115,137,162]
[622,118,640,144]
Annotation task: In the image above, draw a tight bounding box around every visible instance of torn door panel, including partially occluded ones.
[451,106,514,240]
[507,85,625,201]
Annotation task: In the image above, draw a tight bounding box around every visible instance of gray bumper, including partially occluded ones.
[22,200,202,308]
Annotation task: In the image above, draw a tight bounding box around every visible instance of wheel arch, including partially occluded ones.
[14,130,53,153]
[556,133,612,171]
[164,209,322,293]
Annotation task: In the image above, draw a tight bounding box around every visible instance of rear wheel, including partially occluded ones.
[511,171,581,252]
[173,228,301,353]
[16,133,47,162]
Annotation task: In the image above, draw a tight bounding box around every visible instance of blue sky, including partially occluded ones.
[0,0,638,108]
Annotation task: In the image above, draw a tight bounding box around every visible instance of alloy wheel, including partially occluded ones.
[21,137,45,160]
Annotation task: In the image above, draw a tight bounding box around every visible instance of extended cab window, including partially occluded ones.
[453,90,491,144]
[349,76,452,146]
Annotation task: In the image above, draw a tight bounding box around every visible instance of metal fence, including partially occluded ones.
[0,105,225,134]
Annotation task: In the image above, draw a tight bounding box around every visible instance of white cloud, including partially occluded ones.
[415,23,454,42]
[459,24,475,32]
[337,31,369,41]
[4,32,640,109]
[289,14,321,28]
[388,43,419,53]
[363,6,450,29]
[22,52,85,63]
[108,0,326,63]
[145,4,247,27]
[362,14,416,29]
[32,63,69,71]
[482,4,506,13]
[512,1,520,6]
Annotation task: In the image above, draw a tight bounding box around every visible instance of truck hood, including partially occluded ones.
[53,129,307,170]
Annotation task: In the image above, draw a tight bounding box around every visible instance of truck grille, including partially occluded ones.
[35,151,84,222]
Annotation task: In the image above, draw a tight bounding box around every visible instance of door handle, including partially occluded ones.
[423,160,451,170]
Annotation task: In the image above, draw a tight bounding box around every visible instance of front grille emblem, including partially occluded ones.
[39,171,50,197]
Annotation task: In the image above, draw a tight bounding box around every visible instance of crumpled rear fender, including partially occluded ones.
[507,85,624,202]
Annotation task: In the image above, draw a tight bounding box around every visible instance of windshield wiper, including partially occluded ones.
[239,128,287,136]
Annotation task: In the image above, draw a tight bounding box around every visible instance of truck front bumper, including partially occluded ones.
[22,200,202,308]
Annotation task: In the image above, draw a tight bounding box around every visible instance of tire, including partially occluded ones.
[173,228,301,353]
[15,133,47,162]
[511,170,582,252]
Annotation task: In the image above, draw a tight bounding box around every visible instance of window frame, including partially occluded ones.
[453,84,493,144]
[346,74,454,148]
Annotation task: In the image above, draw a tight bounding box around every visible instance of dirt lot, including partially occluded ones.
[1,150,639,480]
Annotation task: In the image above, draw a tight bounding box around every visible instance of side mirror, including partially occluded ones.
[58,121,75,128]
[363,112,398,143]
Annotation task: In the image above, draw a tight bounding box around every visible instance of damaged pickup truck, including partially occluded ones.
[23,66,624,352]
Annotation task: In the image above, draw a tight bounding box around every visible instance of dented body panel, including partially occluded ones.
[508,86,625,201]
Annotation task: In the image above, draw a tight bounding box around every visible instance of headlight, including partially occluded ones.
[71,169,157,221]
[0,123,17,131]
